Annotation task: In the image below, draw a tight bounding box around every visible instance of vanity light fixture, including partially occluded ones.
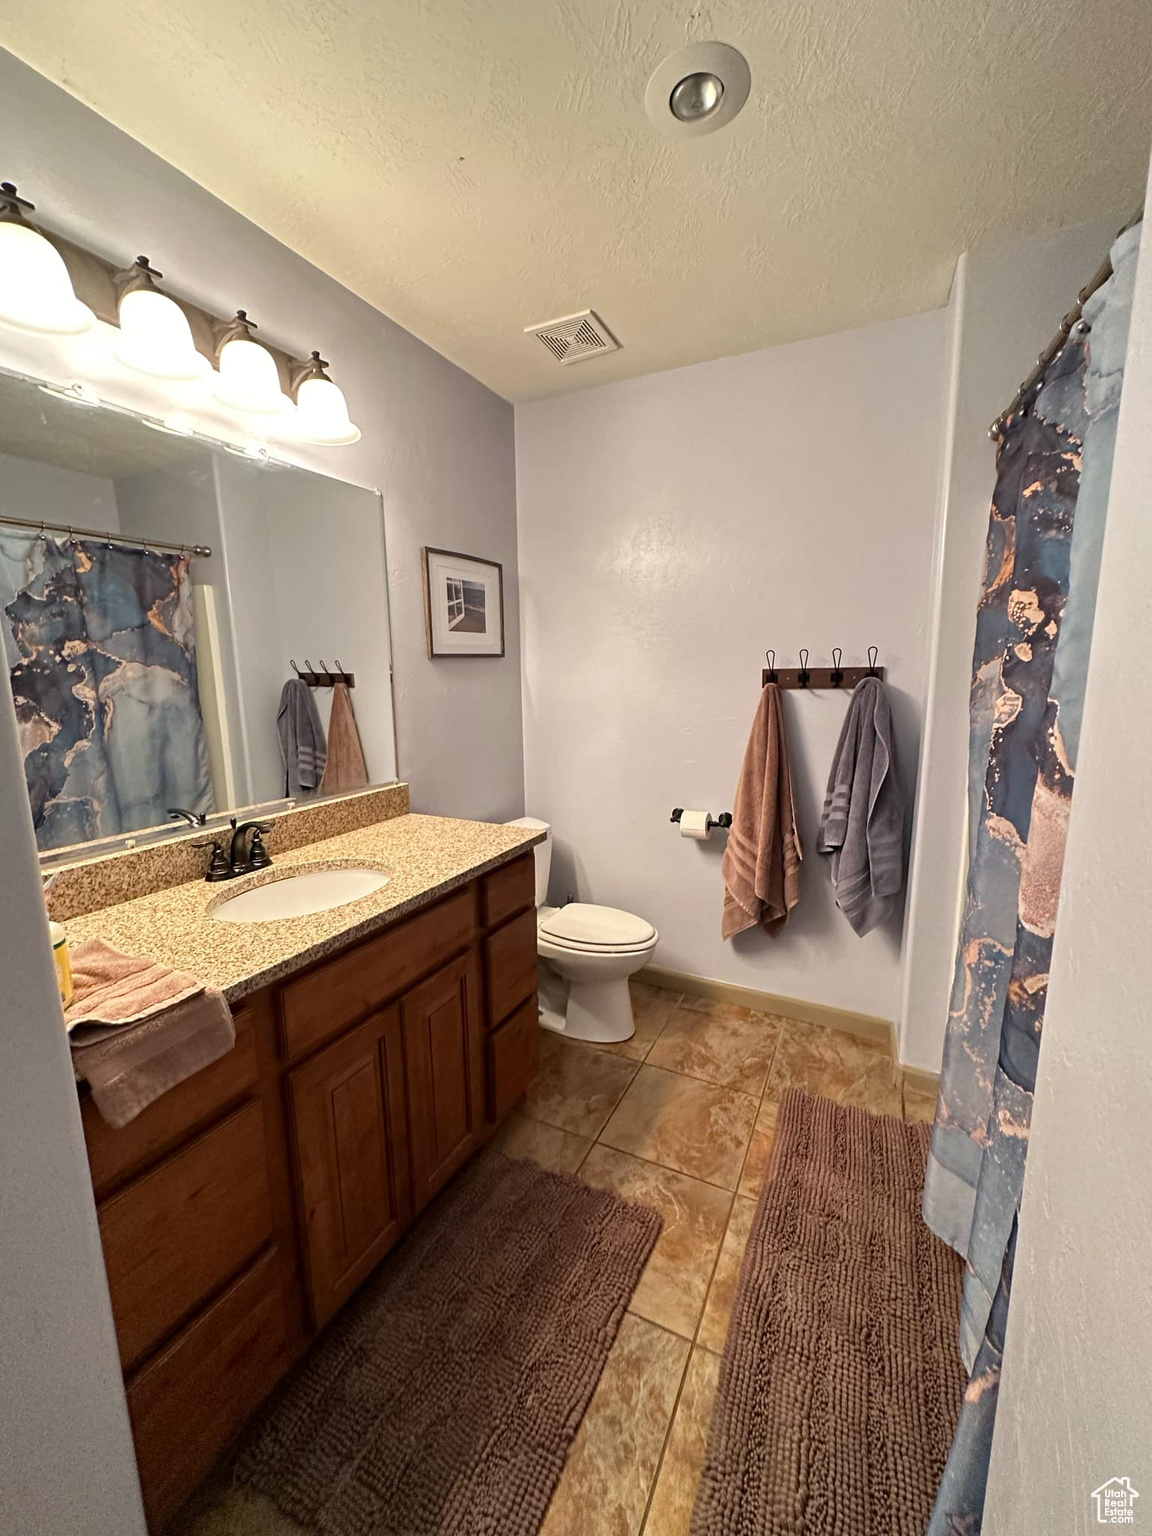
[0,182,93,335]
[114,256,209,381]
[213,310,293,416]
[291,351,362,445]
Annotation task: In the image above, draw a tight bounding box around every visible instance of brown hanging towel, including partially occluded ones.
[721,681,803,937]
[319,682,369,795]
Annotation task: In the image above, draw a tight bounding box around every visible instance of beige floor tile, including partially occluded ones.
[903,1086,938,1124]
[736,1099,779,1200]
[593,982,682,1062]
[697,1196,756,1353]
[599,1066,758,1191]
[490,1108,592,1173]
[580,1145,733,1339]
[646,998,782,1096]
[642,1347,721,1536]
[524,1032,638,1139]
[541,1313,690,1536]
[765,1018,902,1116]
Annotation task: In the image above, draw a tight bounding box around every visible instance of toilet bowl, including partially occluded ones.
[506,817,658,1044]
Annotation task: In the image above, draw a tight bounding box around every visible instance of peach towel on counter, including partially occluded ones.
[319,682,369,795]
[66,938,234,1128]
[721,682,803,938]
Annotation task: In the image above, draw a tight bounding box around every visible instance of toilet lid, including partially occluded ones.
[539,903,656,949]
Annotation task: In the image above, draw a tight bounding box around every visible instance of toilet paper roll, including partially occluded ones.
[679,809,712,841]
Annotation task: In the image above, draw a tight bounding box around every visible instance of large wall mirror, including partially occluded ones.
[0,367,397,860]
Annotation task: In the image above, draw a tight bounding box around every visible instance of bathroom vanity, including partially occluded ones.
[70,813,542,1529]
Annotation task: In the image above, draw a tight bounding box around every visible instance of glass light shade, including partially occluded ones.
[0,220,93,335]
[214,335,292,415]
[115,287,208,381]
[295,374,361,445]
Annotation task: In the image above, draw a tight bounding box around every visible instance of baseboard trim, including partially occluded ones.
[642,966,896,1056]
[898,1064,941,1097]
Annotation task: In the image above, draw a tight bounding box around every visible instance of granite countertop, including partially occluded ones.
[64,813,544,1003]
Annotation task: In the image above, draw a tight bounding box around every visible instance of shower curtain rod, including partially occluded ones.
[0,510,211,558]
[989,205,1144,441]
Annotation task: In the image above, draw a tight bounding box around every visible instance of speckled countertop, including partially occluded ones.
[64,814,544,1003]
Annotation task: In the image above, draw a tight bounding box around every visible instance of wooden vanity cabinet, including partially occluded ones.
[288,1006,411,1328]
[80,851,539,1531]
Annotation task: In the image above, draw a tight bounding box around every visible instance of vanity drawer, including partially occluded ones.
[487,995,540,1123]
[278,885,478,1061]
[484,907,539,1027]
[126,1245,288,1530]
[481,854,535,930]
[98,1099,274,1374]
[83,1005,259,1199]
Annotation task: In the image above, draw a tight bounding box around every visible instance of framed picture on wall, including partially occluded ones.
[421,547,505,658]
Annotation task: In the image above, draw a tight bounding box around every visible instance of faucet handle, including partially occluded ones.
[248,825,274,871]
[192,838,232,882]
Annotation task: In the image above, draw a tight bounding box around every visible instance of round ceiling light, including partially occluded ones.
[645,42,750,138]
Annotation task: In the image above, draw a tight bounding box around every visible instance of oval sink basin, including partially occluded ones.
[211,867,390,923]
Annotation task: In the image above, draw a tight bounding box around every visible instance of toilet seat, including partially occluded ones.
[539,902,656,954]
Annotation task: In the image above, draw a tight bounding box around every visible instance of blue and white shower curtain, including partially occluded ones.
[923,221,1142,1533]
[0,529,213,850]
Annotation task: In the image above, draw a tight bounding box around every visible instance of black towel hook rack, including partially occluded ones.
[290,658,357,689]
[760,647,885,691]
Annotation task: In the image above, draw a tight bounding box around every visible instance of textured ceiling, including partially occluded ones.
[2,0,1150,402]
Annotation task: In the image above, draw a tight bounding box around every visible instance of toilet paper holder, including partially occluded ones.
[670,808,732,831]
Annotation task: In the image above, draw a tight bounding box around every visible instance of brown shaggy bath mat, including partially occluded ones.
[232,1150,660,1536]
[692,1090,965,1536]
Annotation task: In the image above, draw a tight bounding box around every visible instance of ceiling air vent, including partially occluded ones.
[525,310,619,365]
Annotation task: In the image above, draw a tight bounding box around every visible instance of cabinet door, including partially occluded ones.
[289,1007,410,1327]
[402,952,484,1211]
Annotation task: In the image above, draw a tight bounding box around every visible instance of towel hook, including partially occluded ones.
[798,648,810,687]
[304,658,314,675]
[831,647,844,686]
[868,645,879,677]
[290,659,301,677]
[765,649,777,684]
[334,657,345,675]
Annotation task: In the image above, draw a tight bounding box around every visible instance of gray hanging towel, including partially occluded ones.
[817,676,904,935]
[276,678,327,797]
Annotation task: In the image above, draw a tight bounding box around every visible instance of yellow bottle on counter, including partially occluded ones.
[50,920,73,1009]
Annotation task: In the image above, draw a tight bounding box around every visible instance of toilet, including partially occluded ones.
[506,817,658,1044]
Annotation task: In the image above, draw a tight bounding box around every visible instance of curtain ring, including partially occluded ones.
[765,649,776,683]
[868,645,879,676]
[798,648,810,687]
[831,647,843,685]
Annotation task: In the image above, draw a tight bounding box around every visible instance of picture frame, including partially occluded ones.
[421,546,506,658]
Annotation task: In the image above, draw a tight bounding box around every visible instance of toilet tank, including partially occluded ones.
[506,816,551,907]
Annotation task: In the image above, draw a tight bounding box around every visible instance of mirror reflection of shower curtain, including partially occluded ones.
[922,219,1142,1534]
[0,529,213,850]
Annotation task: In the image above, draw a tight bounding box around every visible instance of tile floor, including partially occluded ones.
[494,979,936,1536]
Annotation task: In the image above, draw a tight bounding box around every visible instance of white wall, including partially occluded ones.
[898,215,1124,1071]
[0,450,119,529]
[517,311,949,1023]
[0,671,146,1533]
[0,48,524,823]
[983,187,1152,1533]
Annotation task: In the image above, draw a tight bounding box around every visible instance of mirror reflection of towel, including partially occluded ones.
[277,678,327,797]
[320,682,369,795]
